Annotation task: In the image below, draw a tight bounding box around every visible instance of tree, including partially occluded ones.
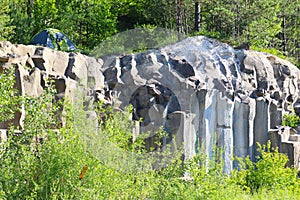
[0,0,15,41]
[282,0,300,64]
[54,0,117,51]
[1,0,299,65]
[9,0,34,44]
[32,0,58,33]
[194,1,200,32]
[7,0,118,51]
[247,1,282,48]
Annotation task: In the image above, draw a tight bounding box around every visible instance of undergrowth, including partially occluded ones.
[282,111,300,128]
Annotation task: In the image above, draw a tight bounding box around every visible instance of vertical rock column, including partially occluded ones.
[253,97,269,158]
[182,112,198,159]
[182,91,201,159]
[216,92,234,174]
[202,90,218,161]
[233,99,250,167]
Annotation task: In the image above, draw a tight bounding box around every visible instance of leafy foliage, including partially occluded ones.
[0,0,14,41]
[0,0,299,65]
[233,141,299,194]
[0,67,21,123]
[251,46,286,59]
[91,26,180,57]
[282,112,300,128]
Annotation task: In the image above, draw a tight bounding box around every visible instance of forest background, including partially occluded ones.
[0,0,299,66]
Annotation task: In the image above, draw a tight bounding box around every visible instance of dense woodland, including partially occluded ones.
[0,0,299,65]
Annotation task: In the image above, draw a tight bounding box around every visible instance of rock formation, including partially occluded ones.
[1,36,300,172]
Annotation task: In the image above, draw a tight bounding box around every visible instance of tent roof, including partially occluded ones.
[29,28,77,51]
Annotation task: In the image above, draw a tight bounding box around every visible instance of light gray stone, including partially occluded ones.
[2,36,300,172]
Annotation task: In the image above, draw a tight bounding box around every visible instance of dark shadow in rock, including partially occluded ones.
[169,58,195,78]
[129,84,181,151]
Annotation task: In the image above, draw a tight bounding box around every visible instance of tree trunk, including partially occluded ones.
[282,14,287,55]
[194,1,200,32]
[27,0,34,17]
[176,0,182,40]
[297,0,300,62]
[231,0,236,38]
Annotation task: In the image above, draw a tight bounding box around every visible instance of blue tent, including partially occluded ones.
[29,28,77,51]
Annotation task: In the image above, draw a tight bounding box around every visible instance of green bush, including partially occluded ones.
[251,46,300,68]
[0,66,22,123]
[233,141,299,194]
[251,46,286,59]
[282,112,300,128]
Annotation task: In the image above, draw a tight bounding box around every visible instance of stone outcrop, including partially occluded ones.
[0,41,106,129]
[1,36,300,172]
[269,127,300,170]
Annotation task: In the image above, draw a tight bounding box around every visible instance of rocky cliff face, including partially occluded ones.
[1,36,300,172]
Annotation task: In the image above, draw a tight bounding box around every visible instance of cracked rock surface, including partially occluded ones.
[1,36,300,172]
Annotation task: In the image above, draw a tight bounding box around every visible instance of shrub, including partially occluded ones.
[233,141,299,194]
[0,66,22,123]
[251,46,286,59]
[282,112,300,128]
